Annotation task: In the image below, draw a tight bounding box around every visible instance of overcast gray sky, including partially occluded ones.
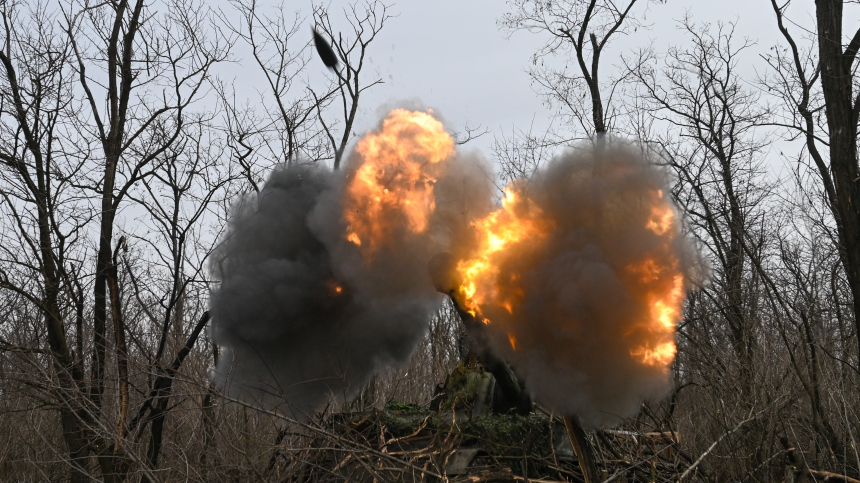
[220,0,858,165]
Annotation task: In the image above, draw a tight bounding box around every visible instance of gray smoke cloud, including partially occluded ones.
[209,109,494,419]
[209,107,702,427]
[436,146,704,427]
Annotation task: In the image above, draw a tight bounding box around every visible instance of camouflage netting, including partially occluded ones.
[262,365,689,482]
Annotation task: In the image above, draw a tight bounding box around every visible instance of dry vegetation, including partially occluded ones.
[2,0,860,481]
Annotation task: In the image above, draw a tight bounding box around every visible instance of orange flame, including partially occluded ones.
[628,273,684,367]
[342,111,688,375]
[453,179,685,372]
[455,187,553,322]
[646,202,674,235]
[627,195,684,368]
[343,109,454,252]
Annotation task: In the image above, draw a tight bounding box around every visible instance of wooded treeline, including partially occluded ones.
[0,0,858,481]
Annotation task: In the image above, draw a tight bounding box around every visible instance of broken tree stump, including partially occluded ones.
[563,414,601,483]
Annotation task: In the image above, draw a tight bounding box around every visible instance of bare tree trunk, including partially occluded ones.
[501,0,639,139]
[139,311,211,483]
[106,239,131,477]
[564,414,601,483]
[814,0,860,364]
[0,39,94,483]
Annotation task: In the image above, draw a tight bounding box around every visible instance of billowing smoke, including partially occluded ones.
[435,147,704,426]
[210,107,702,427]
[209,109,492,419]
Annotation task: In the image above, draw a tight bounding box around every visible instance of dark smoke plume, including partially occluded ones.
[209,110,493,419]
[209,107,702,428]
[435,146,705,427]
[208,166,427,418]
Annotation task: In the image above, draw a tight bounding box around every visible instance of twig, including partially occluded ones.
[220,395,444,479]
[808,469,860,483]
[679,406,770,480]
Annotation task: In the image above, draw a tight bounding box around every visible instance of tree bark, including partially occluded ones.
[563,414,601,483]
[815,0,860,366]
[139,311,211,483]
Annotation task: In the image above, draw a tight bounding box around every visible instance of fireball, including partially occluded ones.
[343,109,454,253]
[451,155,688,374]
[455,186,554,322]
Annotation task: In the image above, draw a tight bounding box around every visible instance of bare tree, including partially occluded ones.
[626,17,783,477]
[501,0,647,140]
[0,0,229,479]
[630,18,772,401]
[66,0,228,477]
[218,0,331,177]
[0,2,91,479]
[765,0,860,367]
[311,0,391,169]
[119,115,237,479]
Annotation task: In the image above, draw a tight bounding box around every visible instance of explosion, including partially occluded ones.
[452,160,688,374]
[210,108,701,426]
[442,151,699,425]
[208,109,461,418]
[456,186,554,323]
[343,109,454,253]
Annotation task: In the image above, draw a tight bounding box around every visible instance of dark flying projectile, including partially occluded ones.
[313,29,339,69]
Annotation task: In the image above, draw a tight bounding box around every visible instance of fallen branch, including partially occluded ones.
[220,395,444,480]
[680,406,769,480]
[808,469,860,483]
[563,414,601,483]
